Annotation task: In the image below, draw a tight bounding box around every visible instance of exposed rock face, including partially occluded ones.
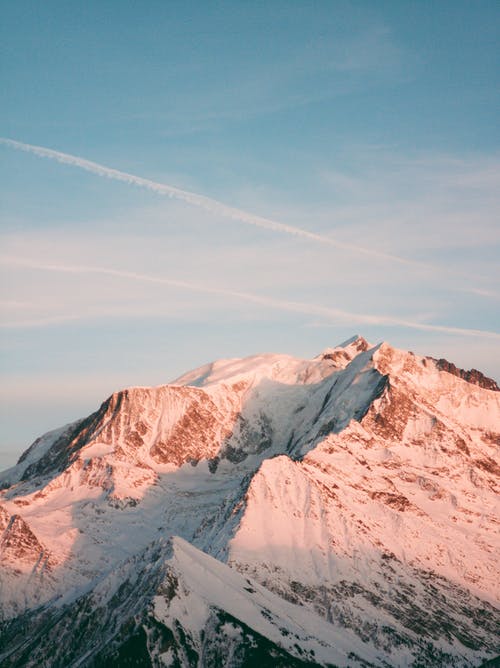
[429,357,500,391]
[0,336,499,667]
[0,503,57,621]
[0,502,53,575]
[1,514,46,568]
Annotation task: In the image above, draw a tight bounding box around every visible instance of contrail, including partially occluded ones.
[2,137,497,297]
[0,136,431,269]
[2,256,499,340]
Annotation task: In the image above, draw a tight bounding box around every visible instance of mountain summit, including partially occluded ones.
[0,337,499,667]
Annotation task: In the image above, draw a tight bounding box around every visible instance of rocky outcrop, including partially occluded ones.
[0,503,52,584]
[430,357,499,391]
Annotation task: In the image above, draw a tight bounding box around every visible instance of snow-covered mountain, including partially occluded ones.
[0,336,499,667]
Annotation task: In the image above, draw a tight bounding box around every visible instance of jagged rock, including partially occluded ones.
[429,357,499,391]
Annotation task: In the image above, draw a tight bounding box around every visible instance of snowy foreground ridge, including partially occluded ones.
[0,336,499,667]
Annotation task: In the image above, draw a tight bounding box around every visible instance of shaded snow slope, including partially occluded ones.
[0,336,499,667]
[0,536,382,667]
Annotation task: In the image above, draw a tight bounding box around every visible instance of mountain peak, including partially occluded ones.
[317,334,373,369]
[1,337,499,666]
[338,334,369,348]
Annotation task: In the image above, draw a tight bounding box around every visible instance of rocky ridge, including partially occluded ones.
[0,336,499,667]
[429,357,500,392]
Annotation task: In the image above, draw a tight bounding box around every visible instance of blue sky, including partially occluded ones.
[1,1,499,468]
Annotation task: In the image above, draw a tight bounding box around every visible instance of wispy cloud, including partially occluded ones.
[0,137,439,270]
[121,21,408,130]
[2,256,499,340]
[319,150,500,255]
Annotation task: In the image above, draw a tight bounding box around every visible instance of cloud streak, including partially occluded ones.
[2,256,499,340]
[0,136,434,269]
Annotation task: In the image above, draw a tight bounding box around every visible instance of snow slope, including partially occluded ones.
[0,336,499,667]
